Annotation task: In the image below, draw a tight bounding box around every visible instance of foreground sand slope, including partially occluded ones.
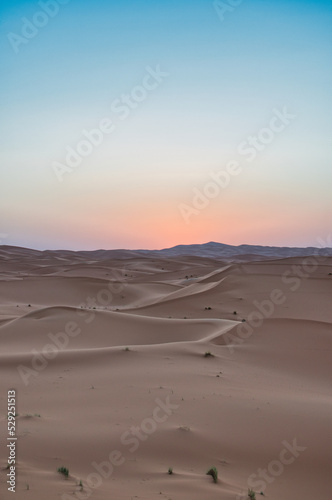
[0,248,331,499]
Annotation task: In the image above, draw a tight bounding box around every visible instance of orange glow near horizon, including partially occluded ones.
[2,161,330,251]
[8,191,327,251]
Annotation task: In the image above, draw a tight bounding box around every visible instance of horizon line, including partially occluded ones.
[1,240,331,253]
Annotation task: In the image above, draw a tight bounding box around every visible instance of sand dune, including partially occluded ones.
[0,246,331,499]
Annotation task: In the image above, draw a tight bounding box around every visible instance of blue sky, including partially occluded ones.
[0,0,331,249]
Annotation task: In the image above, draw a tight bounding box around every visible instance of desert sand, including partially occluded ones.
[0,244,331,499]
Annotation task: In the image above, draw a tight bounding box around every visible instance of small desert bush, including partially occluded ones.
[206,466,218,483]
[248,489,256,499]
[168,467,173,475]
[204,351,213,357]
[57,466,69,478]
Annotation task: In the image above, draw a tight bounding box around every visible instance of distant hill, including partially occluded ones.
[140,241,332,259]
[1,241,331,261]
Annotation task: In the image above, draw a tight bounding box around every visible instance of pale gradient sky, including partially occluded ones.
[0,0,331,250]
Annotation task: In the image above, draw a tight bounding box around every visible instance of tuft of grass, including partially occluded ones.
[57,466,69,478]
[79,480,83,491]
[204,351,213,358]
[233,311,237,315]
[124,347,130,351]
[168,467,173,475]
[248,489,256,499]
[206,466,218,483]
[205,306,212,310]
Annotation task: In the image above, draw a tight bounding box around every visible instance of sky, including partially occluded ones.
[0,0,331,250]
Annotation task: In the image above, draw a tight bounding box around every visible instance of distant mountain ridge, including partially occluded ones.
[136,241,332,259]
[1,241,332,261]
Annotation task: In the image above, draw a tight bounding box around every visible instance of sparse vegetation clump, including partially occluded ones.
[57,466,69,478]
[168,467,173,475]
[206,466,218,483]
[248,488,256,499]
[204,351,213,358]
